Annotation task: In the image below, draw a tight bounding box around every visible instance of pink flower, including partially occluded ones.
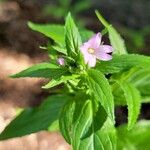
[80,33,113,67]
[57,58,65,66]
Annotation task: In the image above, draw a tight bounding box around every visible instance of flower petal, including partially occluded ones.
[80,44,91,64]
[98,45,113,53]
[95,52,112,61]
[57,58,65,66]
[80,42,90,53]
[88,55,96,67]
[88,33,101,49]
[84,52,91,64]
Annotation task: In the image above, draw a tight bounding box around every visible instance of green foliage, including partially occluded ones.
[117,120,150,150]
[0,95,69,140]
[96,54,150,74]
[28,22,93,44]
[117,81,141,130]
[0,11,150,150]
[59,95,115,150]
[129,68,150,97]
[28,22,65,46]
[10,63,67,78]
[65,13,82,58]
[87,69,114,122]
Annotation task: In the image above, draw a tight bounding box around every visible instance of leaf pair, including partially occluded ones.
[59,93,116,150]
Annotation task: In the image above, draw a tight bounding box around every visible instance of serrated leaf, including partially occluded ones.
[95,10,127,55]
[96,54,150,74]
[59,99,76,144]
[87,69,115,122]
[10,63,67,78]
[59,95,115,150]
[0,95,69,140]
[129,68,150,97]
[117,120,150,150]
[108,26,127,55]
[65,13,82,57]
[72,102,115,150]
[59,93,92,144]
[117,81,141,130]
[111,82,126,106]
[74,118,116,150]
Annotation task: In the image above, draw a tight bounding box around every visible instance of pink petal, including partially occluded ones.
[95,52,112,61]
[87,55,96,67]
[88,33,101,49]
[80,42,90,53]
[80,44,91,64]
[57,58,65,66]
[84,52,91,64]
[98,45,113,53]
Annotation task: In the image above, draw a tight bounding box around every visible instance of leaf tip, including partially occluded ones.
[27,21,34,29]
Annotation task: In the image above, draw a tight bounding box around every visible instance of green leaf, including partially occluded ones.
[129,68,150,96]
[113,67,150,104]
[28,22,65,46]
[117,120,150,150]
[111,82,126,106]
[59,93,92,144]
[65,13,82,57]
[48,120,59,132]
[96,54,150,74]
[74,117,116,150]
[59,99,76,144]
[72,101,115,150]
[59,95,115,150]
[87,69,115,122]
[28,22,93,43]
[117,81,141,130]
[108,26,127,55]
[42,74,79,89]
[95,10,127,55]
[10,63,67,78]
[28,21,93,50]
[141,96,150,103]
[95,10,109,28]
[0,95,69,140]
[51,45,67,55]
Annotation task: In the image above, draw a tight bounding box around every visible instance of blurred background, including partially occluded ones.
[0,0,149,149]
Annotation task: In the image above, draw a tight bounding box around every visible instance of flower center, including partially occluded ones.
[88,48,95,54]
